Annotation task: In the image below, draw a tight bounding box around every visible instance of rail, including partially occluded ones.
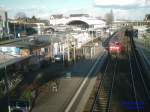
[64,51,106,112]
[128,50,140,112]
[91,56,118,112]
[127,35,150,112]
[132,46,150,99]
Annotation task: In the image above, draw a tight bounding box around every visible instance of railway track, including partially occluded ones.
[127,37,150,112]
[84,30,150,112]
[91,56,118,112]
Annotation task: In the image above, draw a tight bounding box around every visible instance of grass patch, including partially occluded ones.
[0,39,21,45]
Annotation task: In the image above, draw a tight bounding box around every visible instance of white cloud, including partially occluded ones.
[94,0,149,7]
[112,9,147,20]
[93,0,150,20]
[95,0,135,6]
[113,9,130,20]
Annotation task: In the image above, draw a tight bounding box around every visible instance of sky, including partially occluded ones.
[0,0,150,20]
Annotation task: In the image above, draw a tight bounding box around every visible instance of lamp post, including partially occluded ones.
[49,33,53,61]
[71,40,76,63]
[23,21,26,35]
[62,43,65,65]
[14,22,16,38]
[91,30,94,61]
[73,42,76,63]
[67,35,70,62]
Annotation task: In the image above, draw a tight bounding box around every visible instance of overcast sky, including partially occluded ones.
[0,0,150,20]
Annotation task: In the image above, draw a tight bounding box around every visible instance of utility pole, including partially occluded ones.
[67,35,70,62]
[59,41,62,53]
[73,40,76,63]
[93,30,96,56]
[62,43,65,65]
[24,22,25,34]
[14,22,16,38]
[91,30,94,60]
[50,34,53,60]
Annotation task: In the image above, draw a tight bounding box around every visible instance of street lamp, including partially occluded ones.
[62,42,65,65]
[71,40,76,63]
[90,30,94,61]
[50,34,53,60]
[67,35,70,62]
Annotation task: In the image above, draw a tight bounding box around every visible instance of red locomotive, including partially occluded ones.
[108,41,125,55]
[107,31,127,57]
[105,27,134,58]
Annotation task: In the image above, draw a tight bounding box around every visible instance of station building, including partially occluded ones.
[49,14,106,29]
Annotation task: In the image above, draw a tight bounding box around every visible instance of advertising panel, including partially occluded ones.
[20,49,30,57]
[0,46,20,55]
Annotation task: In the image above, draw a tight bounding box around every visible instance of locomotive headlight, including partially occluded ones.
[116,46,120,52]
[109,46,114,49]
[116,47,119,50]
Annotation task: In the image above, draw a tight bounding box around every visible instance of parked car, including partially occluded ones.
[10,100,30,112]
[11,109,24,112]
[54,54,63,62]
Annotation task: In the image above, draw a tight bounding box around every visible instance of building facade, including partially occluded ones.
[49,14,106,29]
[0,9,9,38]
[144,14,150,21]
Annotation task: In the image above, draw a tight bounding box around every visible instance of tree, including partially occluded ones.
[15,12,27,20]
[32,16,36,20]
[105,10,114,26]
[31,16,37,22]
[144,14,150,21]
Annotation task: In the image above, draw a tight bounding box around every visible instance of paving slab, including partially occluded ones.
[31,46,104,112]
